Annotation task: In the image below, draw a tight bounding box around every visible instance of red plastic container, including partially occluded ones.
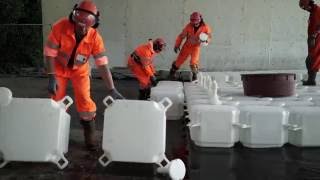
[241,73,296,97]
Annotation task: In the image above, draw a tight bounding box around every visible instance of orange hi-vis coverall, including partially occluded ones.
[174,22,212,68]
[44,17,108,120]
[308,4,320,71]
[127,40,156,89]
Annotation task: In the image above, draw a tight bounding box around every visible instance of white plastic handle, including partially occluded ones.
[159,97,173,112]
[0,161,8,168]
[59,96,73,110]
[99,153,112,167]
[53,155,69,170]
[283,124,302,131]
[103,96,115,108]
[156,156,170,168]
[232,122,251,129]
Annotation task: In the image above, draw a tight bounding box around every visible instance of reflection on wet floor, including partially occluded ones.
[188,140,320,180]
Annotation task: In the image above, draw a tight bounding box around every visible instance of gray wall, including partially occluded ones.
[42,0,309,71]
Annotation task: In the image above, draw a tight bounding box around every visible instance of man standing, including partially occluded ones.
[128,38,166,100]
[300,0,320,85]
[44,0,124,151]
[169,12,212,81]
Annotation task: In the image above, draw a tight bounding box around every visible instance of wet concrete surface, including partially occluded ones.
[1,76,320,180]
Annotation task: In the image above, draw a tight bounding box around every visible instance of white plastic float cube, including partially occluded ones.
[0,87,72,169]
[237,106,289,148]
[99,96,186,180]
[151,87,185,120]
[286,106,320,147]
[157,81,183,89]
[187,105,240,147]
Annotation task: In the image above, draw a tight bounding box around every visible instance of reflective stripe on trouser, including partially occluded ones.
[128,64,151,89]
[174,45,200,68]
[51,75,96,120]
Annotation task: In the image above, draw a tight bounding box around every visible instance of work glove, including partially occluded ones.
[108,88,125,99]
[174,46,180,54]
[48,74,58,95]
[308,36,316,48]
[150,76,158,87]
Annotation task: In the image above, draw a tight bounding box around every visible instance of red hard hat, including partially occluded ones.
[77,0,98,15]
[72,1,99,27]
[153,38,166,52]
[190,12,202,24]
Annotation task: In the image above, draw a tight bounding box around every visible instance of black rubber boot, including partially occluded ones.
[303,56,317,86]
[190,64,199,81]
[80,119,98,151]
[169,63,178,80]
[302,71,317,86]
[138,89,148,100]
[145,88,151,99]
[191,72,198,81]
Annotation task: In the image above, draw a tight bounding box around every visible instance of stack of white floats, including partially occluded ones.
[184,71,320,148]
[99,96,186,180]
[150,81,185,120]
[0,87,72,169]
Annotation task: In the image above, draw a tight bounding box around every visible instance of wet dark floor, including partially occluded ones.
[1,76,320,180]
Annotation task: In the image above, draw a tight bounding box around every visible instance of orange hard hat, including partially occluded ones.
[190,12,202,25]
[72,1,100,28]
[153,38,166,53]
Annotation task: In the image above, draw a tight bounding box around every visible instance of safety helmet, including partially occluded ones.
[299,0,314,10]
[153,38,166,53]
[190,12,202,25]
[70,0,100,28]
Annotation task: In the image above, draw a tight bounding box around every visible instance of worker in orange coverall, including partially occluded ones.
[43,0,124,151]
[128,38,166,100]
[300,0,320,86]
[169,12,212,81]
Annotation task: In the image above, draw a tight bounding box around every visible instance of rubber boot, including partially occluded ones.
[80,119,98,151]
[138,89,148,100]
[303,56,317,86]
[190,64,199,81]
[302,71,317,86]
[191,72,198,81]
[169,63,178,80]
[145,88,151,99]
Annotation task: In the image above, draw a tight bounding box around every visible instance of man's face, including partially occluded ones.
[73,10,96,35]
[190,18,201,27]
[300,0,312,11]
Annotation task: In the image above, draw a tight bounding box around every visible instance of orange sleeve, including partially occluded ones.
[92,30,108,66]
[44,19,63,57]
[175,25,189,48]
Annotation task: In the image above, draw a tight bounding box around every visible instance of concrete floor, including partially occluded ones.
[1,76,320,180]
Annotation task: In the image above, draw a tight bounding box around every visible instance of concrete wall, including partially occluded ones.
[42,0,309,71]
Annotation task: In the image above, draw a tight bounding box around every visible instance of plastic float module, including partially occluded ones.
[0,87,72,169]
[99,96,186,180]
[286,106,320,147]
[151,83,185,120]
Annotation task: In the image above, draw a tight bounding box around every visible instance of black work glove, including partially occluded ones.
[48,74,58,95]
[108,88,125,99]
[174,46,180,54]
[150,76,158,87]
[308,36,316,48]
